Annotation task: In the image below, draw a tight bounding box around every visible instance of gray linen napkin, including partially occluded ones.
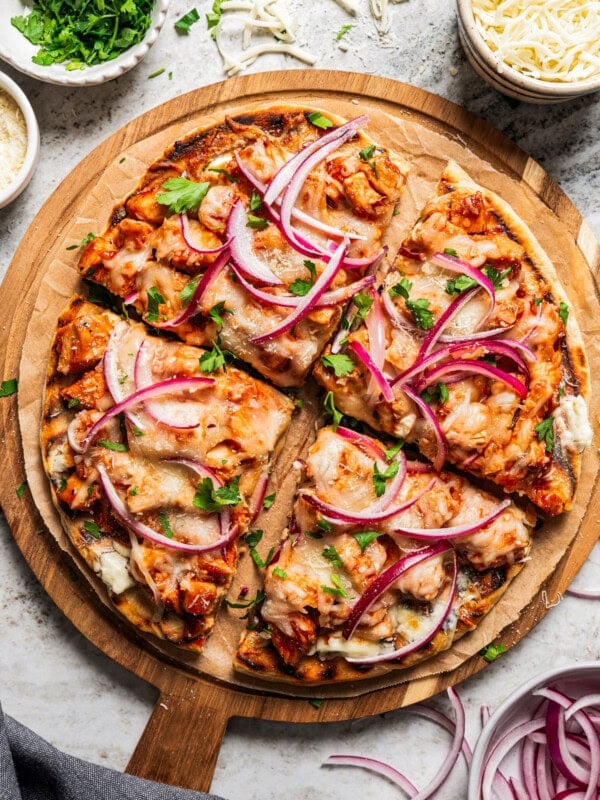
[0,704,227,800]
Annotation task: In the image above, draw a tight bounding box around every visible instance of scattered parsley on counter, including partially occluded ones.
[206,0,225,39]
[336,23,353,40]
[480,642,507,662]
[175,8,200,33]
[148,67,165,79]
[11,0,155,69]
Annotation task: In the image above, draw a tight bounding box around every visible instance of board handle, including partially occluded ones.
[126,676,232,792]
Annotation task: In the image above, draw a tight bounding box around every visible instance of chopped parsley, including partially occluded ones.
[59,476,67,492]
[353,531,383,552]
[421,382,449,405]
[443,248,458,256]
[156,177,211,214]
[175,8,200,33]
[83,520,102,539]
[307,111,334,129]
[317,517,333,532]
[199,339,232,373]
[67,397,80,408]
[321,573,349,598]
[272,567,287,579]
[384,441,404,461]
[323,391,343,431]
[11,0,155,69]
[225,589,264,610]
[66,232,96,251]
[244,530,274,569]
[208,167,239,183]
[389,275,435,330]
[206,0,225,39]
[208,301,232,329]
[146,286,165,322]
[246,213,269,230]
[193,475,242,513]
[446,265,511,295]
[309,699,324,709]
[289,278,313,297]
[130,486,139,496]
[535,416,555,453]
[480,642,507,663]
[180,275,200,305]
[263,493,276,510]
[249,189,263,211]
[373,460,399,497]
[15,481,28,499]
[0,378,18,398]
[321,353,355,377]
[158,512,174,539]
[98,440,127,452]
[389,277,412,300]
[559,302,569,326]
[245,529,264,548]
[358,144,378,178]
[534,297,543,307]
[322,545,343,568]
[353,291,374,322]
[148,67,165,79]
[336,23,353,40]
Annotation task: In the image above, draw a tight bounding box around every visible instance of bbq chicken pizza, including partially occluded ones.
[39,106,592,682]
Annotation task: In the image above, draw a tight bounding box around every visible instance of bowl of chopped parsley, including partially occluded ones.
[0,0,170,85]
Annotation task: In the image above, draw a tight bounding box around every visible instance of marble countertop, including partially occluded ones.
[1,1,599,797]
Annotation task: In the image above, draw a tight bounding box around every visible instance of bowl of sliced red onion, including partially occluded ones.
[469,661,600,799]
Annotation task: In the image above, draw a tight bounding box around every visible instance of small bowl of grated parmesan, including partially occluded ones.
[456,0,600,103]
[0,71,39,209]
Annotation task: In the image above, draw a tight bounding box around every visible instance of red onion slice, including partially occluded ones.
[227,200,283,285]
[179,213,231,255]
[401,384,448,472]
[416,358,528,400]
[343,542,451,640]
[263,115,368,206]
[81,377,215,452]
[392,498,511,541]
[346,551,457,666]
[154,249,230,329]
[102,321,147,431]
[250,239,347,343]
[322,754,417,795]
[335,426,386,460]
[96,463,238,554]
[163,457,232,542]
[481,718,547,800]
[382,288,416,333]
[410,704,473,768]
[249,471,270,523]
[430,250,495,321]
[417,287,481,357]
[348,340,394,402]
[566,587,600,599]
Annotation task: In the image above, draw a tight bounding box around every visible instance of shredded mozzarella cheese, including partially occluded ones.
[369,0,409,34]
[214,0,317,77]
[0,89,27,193]
[471,0,600,83]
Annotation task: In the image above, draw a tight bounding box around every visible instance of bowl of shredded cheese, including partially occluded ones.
[0,71,39,208]
[457,0,600,103]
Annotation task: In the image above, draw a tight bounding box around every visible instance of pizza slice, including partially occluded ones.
[234,425,534,683]
[79,107,409,387]
[314,161,591,515]
[41,296,294,651]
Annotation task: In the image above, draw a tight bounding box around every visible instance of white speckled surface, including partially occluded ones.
[1,2,599,797]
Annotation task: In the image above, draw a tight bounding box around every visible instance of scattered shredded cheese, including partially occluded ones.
[0,89,27,193]
[369,0,409,34]
[471,0,600,83]
[214,0,317,76]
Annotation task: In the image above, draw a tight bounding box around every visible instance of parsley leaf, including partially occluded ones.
[175,8,200,33]
[206,0,225,39]
[384,441,404,461]
[245,529,264,548]
[246,213,269,230]
[180,275,200,305]
[159,512,174,539]
[199,339,232,373]
[480,642,507,663]
[83,520,102,540]
[336,23,353,40]
[321,353,355,377]
[559,302,569,326]
[353,291,374,322]
[373,460,399,498]
[263,493,276,510]
[535,416,555,453]
[66,232,96,251]
[322,545,343,568]
[323,391,343,431]
[193,476,242,513]
[406,297,434,330]
[289,279,313,297]
[156,177,211,214]
[309,698,324,709]
[353,531,383,552]
[272,567,287,579]
[421,382,449,405]
[358,144,378,178]
[208,167,239,183]
[446,265,510,295]
[148,68,165,79]
[317,517,333,532]
[249,190,263,211]
[225,589,265,609]
[208,301,232,328]
[98,440,127,452]
[0,378,18,398]
[389,277,412,300]
[321,573,349,598]
[307,111,334,129]
[304,259,317,280]
[146,286,165,322]
[15,481,28,499]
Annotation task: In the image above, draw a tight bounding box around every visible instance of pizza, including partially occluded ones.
[234,425,535,683]
[314,161,592,516]
[78,107,409,387]
[38,107,592,681]
[41,296,294,651]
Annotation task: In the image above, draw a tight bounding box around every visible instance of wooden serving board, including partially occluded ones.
[1,71,600,792]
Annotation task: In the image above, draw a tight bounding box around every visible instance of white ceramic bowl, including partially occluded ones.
[0,71,40,208]
[468,661,600,798]
[456,0,600,104]
[0,0,170,86]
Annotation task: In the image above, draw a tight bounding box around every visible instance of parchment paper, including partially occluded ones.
[18,93,600,699]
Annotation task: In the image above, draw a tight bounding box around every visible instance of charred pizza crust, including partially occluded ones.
[41,296,294,651]
[78,107,409,388]
[315,161,591,515]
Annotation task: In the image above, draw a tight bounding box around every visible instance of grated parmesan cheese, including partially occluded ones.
[214,0,317,77]
[471,0,600,83]
[0,88,27,193]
